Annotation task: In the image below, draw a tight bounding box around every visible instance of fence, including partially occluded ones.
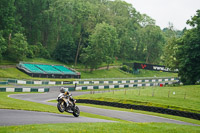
[0,77,179,85]
[0,87,49,92]
[66,81,178,91]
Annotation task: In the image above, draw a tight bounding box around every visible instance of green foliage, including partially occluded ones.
[53,32,76,63]
[139,25,165,64]
[176,10,200,85]
[27,43,50,59]
[6,33,29,62]
[81,22,118,71]
[163,37,178,69]
[120,65,129,72]
[163,10,200,85]
[0,31,6,61]
[0,0,189,66]
[120,65,133,73]
[0,0,17,37]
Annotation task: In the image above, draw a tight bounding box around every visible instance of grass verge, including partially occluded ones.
[0,58,177,80]
[76,103,200,125]
[0,92,199,133]
[75,85,200,114]
[0,122,200,133]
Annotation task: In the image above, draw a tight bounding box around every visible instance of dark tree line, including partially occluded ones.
[1,0,199,84]
[0,0,168,65]
[163,10,200,85]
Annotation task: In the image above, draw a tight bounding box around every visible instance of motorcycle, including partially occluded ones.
[57,93,80,117]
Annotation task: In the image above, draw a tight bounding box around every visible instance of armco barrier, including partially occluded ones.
[0,81,8,85]
[70,77,179,85]
[77,99,200,120]
[66,81,177,91]
[0,87,49,92]
[4,77,179,85]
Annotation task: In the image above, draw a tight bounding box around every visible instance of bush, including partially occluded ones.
[27,43,50,59]
[6,33,29,62]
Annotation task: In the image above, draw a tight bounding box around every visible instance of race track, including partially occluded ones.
[0,109,114,126]
[6,89,198,126]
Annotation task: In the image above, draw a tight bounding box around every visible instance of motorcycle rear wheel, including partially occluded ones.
[57,101,65,113]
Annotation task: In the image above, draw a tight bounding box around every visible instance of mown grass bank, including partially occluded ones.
[0,67,177,81]
[0,58,177,80]
[75,85,200,114]
[0,92,199,133]
[0,122,200,133]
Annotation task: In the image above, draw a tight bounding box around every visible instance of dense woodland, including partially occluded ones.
[0,0,199,84]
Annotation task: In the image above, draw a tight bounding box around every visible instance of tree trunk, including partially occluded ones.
[146,52,149,64]
[107,64,109,70]
[75,34,82,67]
[90,68,93,72]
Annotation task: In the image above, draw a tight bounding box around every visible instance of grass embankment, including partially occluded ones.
[1,123,200,133]
[79,68,177,79]
[0,92,199,132]
[75,85,200,114]
[0,67,177,80]
[0,58,177,80]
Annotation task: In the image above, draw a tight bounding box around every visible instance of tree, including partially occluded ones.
[101,23,119,69]
[174,10,200,85]
[80,22,118,71]
[0,31,6,61]
[53,26,76,63]
[138,25,165,64]
[7,33,29,62]
[0,0,17,38]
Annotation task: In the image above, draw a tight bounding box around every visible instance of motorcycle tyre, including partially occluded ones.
[73,106,80,117]
[57,101,65,113]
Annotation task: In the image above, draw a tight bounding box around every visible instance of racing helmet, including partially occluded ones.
[60,87,65,93]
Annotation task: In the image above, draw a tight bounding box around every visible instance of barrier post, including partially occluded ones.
[184,92,186,99]
[168,90,170,98]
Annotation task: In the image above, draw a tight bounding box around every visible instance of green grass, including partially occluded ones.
[78,68,177,79]
[76,103,200,125]
[75,85,200,114]
[0,58,177,80]
[0,67,177,80]
[0,92,60,112]
[46,101,200,125]
[0,67,74,81]
[0,92,124,122]
[0,92,199,132]
[0,68,33,79]
[0,122,199,133]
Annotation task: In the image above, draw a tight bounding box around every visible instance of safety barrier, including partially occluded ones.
[2,77,179,85]
[66,81,178,91]
[0,87,49,92]
[0,81,8,85]
[3,79,63,85]
[70,77,179,85]
[77,99,200,120]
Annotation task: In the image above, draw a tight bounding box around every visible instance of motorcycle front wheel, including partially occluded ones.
[57,101,65,113]
[73,106,80,117]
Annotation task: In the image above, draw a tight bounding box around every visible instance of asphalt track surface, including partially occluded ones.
[4,86,198,126]
[0,109,114,126]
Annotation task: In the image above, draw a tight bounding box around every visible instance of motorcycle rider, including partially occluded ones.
[60,87,76,105]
